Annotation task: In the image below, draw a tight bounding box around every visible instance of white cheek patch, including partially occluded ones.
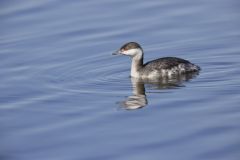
[122,48,140,56]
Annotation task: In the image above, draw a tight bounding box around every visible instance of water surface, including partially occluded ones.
[1,0,240,160]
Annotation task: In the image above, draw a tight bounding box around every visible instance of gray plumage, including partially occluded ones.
[113,42,200,78]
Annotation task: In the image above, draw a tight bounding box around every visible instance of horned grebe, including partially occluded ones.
[113,42,200,78]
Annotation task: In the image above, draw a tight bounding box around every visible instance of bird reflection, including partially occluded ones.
[118,72,199,110]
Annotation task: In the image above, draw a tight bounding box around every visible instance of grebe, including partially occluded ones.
[113,42,200,78]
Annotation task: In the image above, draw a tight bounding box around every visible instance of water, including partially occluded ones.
[1,0,240,160]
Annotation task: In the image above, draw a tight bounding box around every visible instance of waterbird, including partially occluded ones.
[113,42,200,78]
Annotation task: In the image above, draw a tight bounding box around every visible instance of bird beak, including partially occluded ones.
[112,50,123,55]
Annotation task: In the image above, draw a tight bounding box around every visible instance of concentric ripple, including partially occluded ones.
[1,1,240,160]
[40,51,133,95]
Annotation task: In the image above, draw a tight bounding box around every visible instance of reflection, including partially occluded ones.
[118,72,199,110]
[118,79,147,110]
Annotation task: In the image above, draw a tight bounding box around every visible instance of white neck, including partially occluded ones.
[130,51,143,77]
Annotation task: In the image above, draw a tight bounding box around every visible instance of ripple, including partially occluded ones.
[38,51,132,95]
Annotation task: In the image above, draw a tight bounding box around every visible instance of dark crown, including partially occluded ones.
[120,42,142,51]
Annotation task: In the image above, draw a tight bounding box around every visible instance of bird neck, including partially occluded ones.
[131,52,143,77]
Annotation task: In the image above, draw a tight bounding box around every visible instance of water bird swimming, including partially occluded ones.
[113,42,200,78]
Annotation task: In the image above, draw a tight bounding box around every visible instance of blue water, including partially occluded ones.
[1,0,240,160]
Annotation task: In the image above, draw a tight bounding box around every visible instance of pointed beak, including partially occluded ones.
[112,50,123,55]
